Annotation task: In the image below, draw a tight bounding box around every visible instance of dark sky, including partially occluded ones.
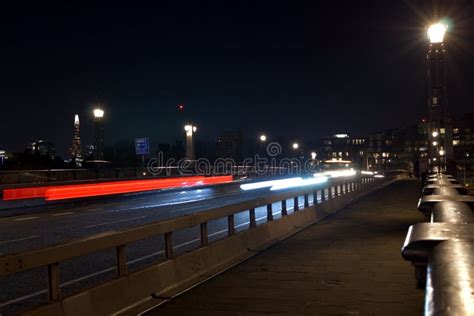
[1,0,473,156]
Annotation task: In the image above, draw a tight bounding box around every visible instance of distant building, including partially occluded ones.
[366,123,427,170]
[317,134,366,168]
[453,112,474,182]
[216,131,243,161]
[0,150,6,166]
[25,140,56,159]
[69,114,83,167]
[157,140,185,161]
[84,144,95,161]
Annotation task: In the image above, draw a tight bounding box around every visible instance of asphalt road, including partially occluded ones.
[0,180,326,315]
[148,180,424,316]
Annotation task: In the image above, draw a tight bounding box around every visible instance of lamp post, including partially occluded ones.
[427,21,453,173]
[184,124,197,160]
[93,108,105,160]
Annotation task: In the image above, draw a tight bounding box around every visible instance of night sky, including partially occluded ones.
[1,1,473,156]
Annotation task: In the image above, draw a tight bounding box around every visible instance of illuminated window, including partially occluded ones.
[440,128,445,134]
[453,140,460,146]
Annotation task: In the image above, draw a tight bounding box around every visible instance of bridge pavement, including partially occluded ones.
[146,179,425,315]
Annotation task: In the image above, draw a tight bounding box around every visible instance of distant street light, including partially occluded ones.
[259,134,267,142]
[432,141,438,146]
[439,149,445,156]
[93,108,105,160]
[311,152,317,160]
[93,108,104,118]
[292,142,299,150]
[184,124,197,160]
[432,131,439,138]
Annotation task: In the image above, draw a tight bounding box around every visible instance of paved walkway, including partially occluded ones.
[147,179,425,316]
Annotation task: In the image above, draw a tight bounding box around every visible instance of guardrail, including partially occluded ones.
[0,173,398,315]
[402,173,474,315]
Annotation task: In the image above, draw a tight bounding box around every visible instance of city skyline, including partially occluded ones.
[1,1,474,156]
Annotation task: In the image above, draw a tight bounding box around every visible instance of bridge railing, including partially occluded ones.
[402,173,474,315]
[0,174,394,315]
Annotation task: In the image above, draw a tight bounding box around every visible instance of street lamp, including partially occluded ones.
[93,108,105,160]
[426,20,453,173]
[428,23,447,44]
[311,152,317,160]
[93,108,104,119]
[259,134,267,142]
[184,124,197,160]
[292,142,299,150]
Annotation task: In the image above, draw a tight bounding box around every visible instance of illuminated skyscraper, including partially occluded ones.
[70,114,83,167]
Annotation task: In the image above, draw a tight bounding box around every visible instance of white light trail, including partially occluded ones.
[314,168,356,179]
[270,176,328,191]
[240,177,302,191]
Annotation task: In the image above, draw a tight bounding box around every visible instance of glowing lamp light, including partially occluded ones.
[184,125,197,133]
[311,152,317,160]
[93,108,104,118]
[432,141,438,146]
[439,149,445,156]
[292,143,299,150]
[260,134,267,142]
[428,23,447,43]
[432,131,439,138]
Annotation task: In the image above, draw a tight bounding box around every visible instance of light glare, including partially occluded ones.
[93,108,104,118]
[428,23,447,43]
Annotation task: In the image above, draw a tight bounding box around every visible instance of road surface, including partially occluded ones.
[0,180,325,314]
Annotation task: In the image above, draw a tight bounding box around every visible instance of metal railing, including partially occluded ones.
[0,175,382,313]
[402,173,474,315]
